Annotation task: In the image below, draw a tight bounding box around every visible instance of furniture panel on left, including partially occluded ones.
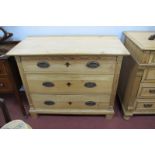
[0,42,27,116]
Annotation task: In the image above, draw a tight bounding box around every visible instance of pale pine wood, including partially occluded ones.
[124,37,150,64]
[118,31,155,119]
[117,56,142,111]
[105,114,113,119]
[117,56,133,106]
[10,36,128,117]
[121,102,133,118]
[21,55,116,60]
[15,56,34,109]
[29,108,114,115]
[21,56,116,74]
[124,32,155,50]
[6,36,129,56]
[149,53,155,64]
[26,74,114,94]
[123,116,131,120]
[31,94,109,110]
[109,56,123,107]
[142,68,155,82]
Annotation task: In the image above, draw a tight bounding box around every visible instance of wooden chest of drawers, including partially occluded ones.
[118,32,155,120]
[7,36,129,118]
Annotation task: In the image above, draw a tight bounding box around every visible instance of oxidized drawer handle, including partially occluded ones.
[44,100,55,105]
[84,82,96,88]
[148,34,155,40]
[144,104,153,108]
[86,61,100,69]
[42,82,55,87]
[37,62,50,68]
[85,101,96,106]
[149,89,155,94]
[0,83,4,87]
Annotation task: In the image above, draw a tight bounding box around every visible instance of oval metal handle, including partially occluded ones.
[84,82,96,88]
[85,101,96,106]
[149,89,155,94]
[86,61,100,69]
[44,100,55,105]
[144,104,153,108]
[42,82,54,87]
[37,62,50,68]
[148,34,155,40]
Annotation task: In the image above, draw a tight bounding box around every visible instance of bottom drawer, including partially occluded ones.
[135,99,155,112]
[31,94,110,110]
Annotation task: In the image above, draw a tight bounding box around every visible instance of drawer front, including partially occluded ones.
[0,77,13,92]
[137,83,155,99]
[142,68,155,82]
[135,99,155,112]
[21,56,116,74]
[0,62,8,75]
[31,94,110,110]
[26,74,114,94]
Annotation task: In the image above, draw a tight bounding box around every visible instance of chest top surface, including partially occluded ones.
[6,36,129,56]
[124,31,155,51]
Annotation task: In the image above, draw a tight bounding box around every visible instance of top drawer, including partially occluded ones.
[21,56,116,74]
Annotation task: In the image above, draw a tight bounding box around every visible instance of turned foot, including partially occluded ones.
[30,113,38,118]
[123,115,131,120]
[105,114,113,119]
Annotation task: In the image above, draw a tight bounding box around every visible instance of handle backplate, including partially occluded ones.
[144,104,153,108]
[85,101,96,106]
[86,61,100,69]
[149,89,155,94]
[84,82,96,88]
[42,82,54,87]
[37,62,50,68]
[44,100,55,105]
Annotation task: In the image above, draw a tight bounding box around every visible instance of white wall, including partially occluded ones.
[3,26,155,41]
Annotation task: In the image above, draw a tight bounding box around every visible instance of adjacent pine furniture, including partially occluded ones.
[118,32,155,120]
[7,36,129,118]
[0,42,26,115]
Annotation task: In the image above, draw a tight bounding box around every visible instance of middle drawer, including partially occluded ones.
[26,74,114,94]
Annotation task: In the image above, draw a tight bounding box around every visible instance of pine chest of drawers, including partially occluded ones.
[118,32,155,120]
[7,36,129,118]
